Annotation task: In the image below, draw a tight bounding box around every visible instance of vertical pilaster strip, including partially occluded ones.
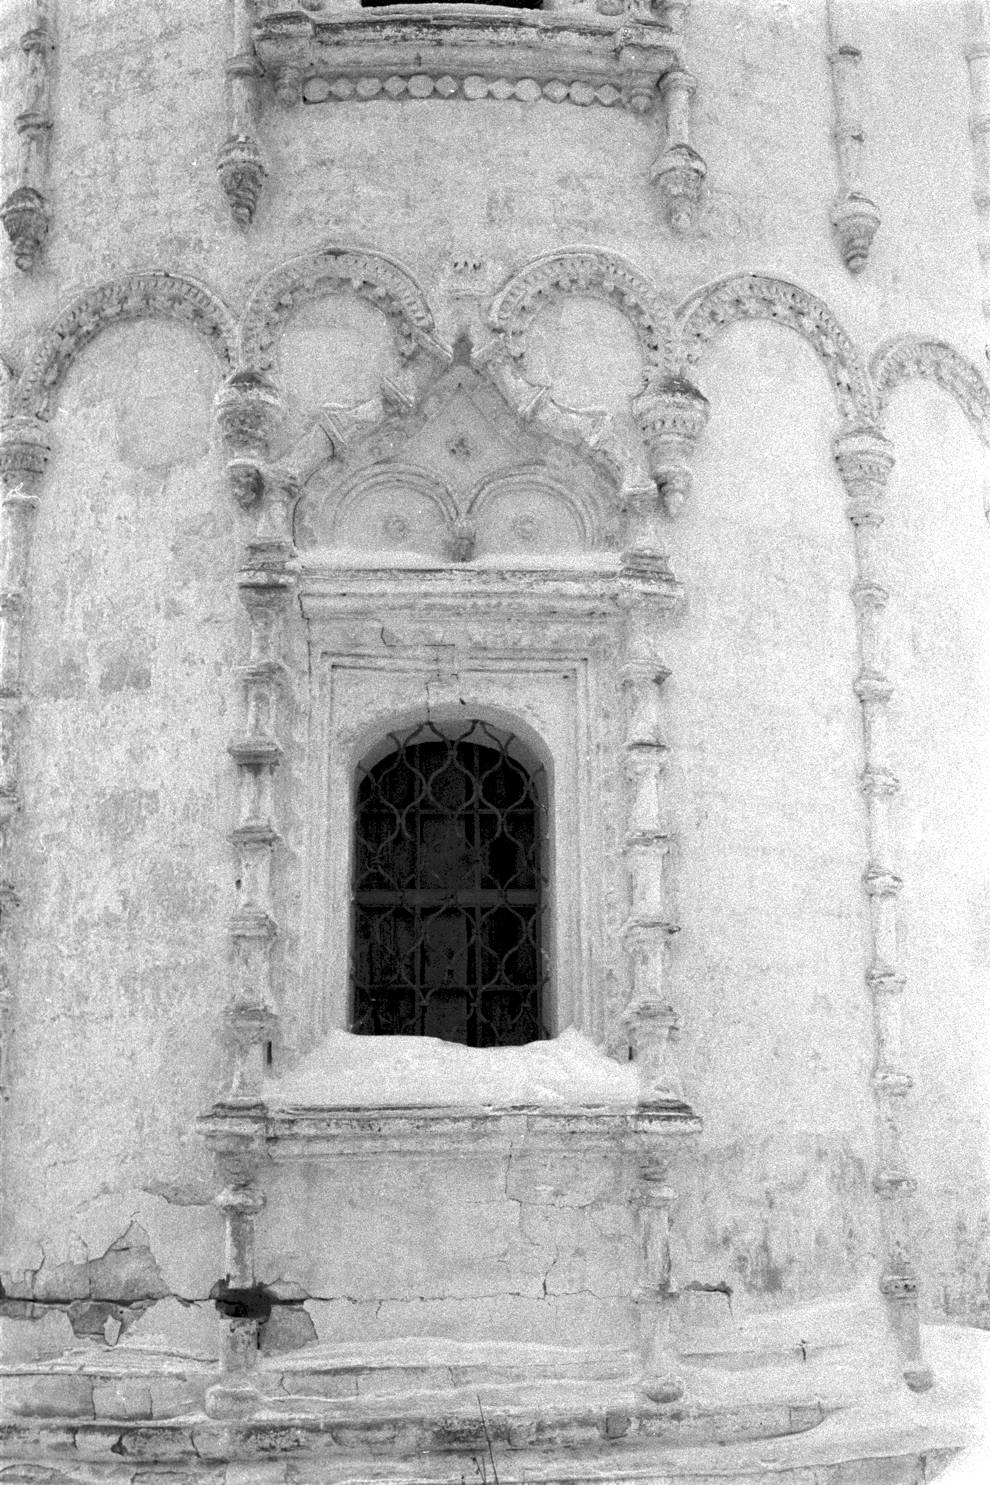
[218,0,267,226]
[619,602,693,1404]
[833,424,933,1394]
[207,499,293,1416]
[633,1153,682,1405]
[225,535,291,1103]
[205,1118,267,1419]
[203,373,296,1414]
[826,0,881,272]
[0,1,55,270]
[967,3,990,339]
[0,415,50,1220]
[650,4,706,233]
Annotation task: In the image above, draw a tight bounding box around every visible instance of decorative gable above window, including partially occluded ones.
[219,2,707,230]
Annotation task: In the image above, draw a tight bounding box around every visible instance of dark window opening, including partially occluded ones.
[351,719,548,1047]
[360,1,542,9]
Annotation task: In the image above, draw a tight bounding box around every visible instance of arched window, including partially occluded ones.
[351,719,549,1047]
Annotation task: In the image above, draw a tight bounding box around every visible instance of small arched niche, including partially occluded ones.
[350,716,551,1047]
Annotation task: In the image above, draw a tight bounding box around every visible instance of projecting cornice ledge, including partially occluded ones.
[253,7,679,111]
[198,1099,702,1164]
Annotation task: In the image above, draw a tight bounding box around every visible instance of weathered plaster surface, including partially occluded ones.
[0,0,987,1477]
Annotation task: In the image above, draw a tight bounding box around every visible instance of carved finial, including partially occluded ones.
[217,134,268,226]
[651,143,707,233]
[0,186,49,272]
[832,190,881,274]
[653,70,707,233]
[0,416,51,491]
[633,373,709,515]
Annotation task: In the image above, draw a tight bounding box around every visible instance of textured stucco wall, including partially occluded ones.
[0,0,987,1378]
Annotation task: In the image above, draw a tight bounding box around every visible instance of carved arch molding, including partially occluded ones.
[2,247,990,495]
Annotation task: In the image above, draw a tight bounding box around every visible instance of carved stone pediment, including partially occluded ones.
[293,357,619,561]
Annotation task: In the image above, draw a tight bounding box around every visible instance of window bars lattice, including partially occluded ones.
[352,720,549,1047]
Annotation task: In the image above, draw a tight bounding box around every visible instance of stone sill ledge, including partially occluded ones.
[198,1099,701,1160]
[295,562,684,615]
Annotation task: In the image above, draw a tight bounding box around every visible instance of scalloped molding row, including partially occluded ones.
[2,249,988,452]
[219,1,707,234]
[0,0,55,272]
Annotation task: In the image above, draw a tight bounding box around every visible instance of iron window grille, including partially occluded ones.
[351,719,549,1047]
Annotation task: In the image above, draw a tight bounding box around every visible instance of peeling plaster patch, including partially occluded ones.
[260,1303,318,1354]
[0,1223,169,1341]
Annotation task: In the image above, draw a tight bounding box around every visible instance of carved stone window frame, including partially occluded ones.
[293,565,625,1050]
[219,1,707,230]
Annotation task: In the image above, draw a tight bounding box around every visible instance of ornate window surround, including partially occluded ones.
[295,569,625,1049]
[219,1,707,230]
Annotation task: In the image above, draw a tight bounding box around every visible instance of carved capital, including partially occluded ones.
[0,416,50,491]
[217,133,268,226]
[863,865,903,898]
[622,997,682,1102]
[831,190,881,274]
[0,185,49,271]
[632,373,709,514]
[880,1267,919,1299]
[226,457,267,510]
[217,1183,266,1218]
[867,969,906,997]
[832,423,894,503]
[861,765,900,798]
[850,579,889,612]
[216,369,284,463]
[225,997,277,1055]
[854,668,893,704]
[874,1169,917,1198]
